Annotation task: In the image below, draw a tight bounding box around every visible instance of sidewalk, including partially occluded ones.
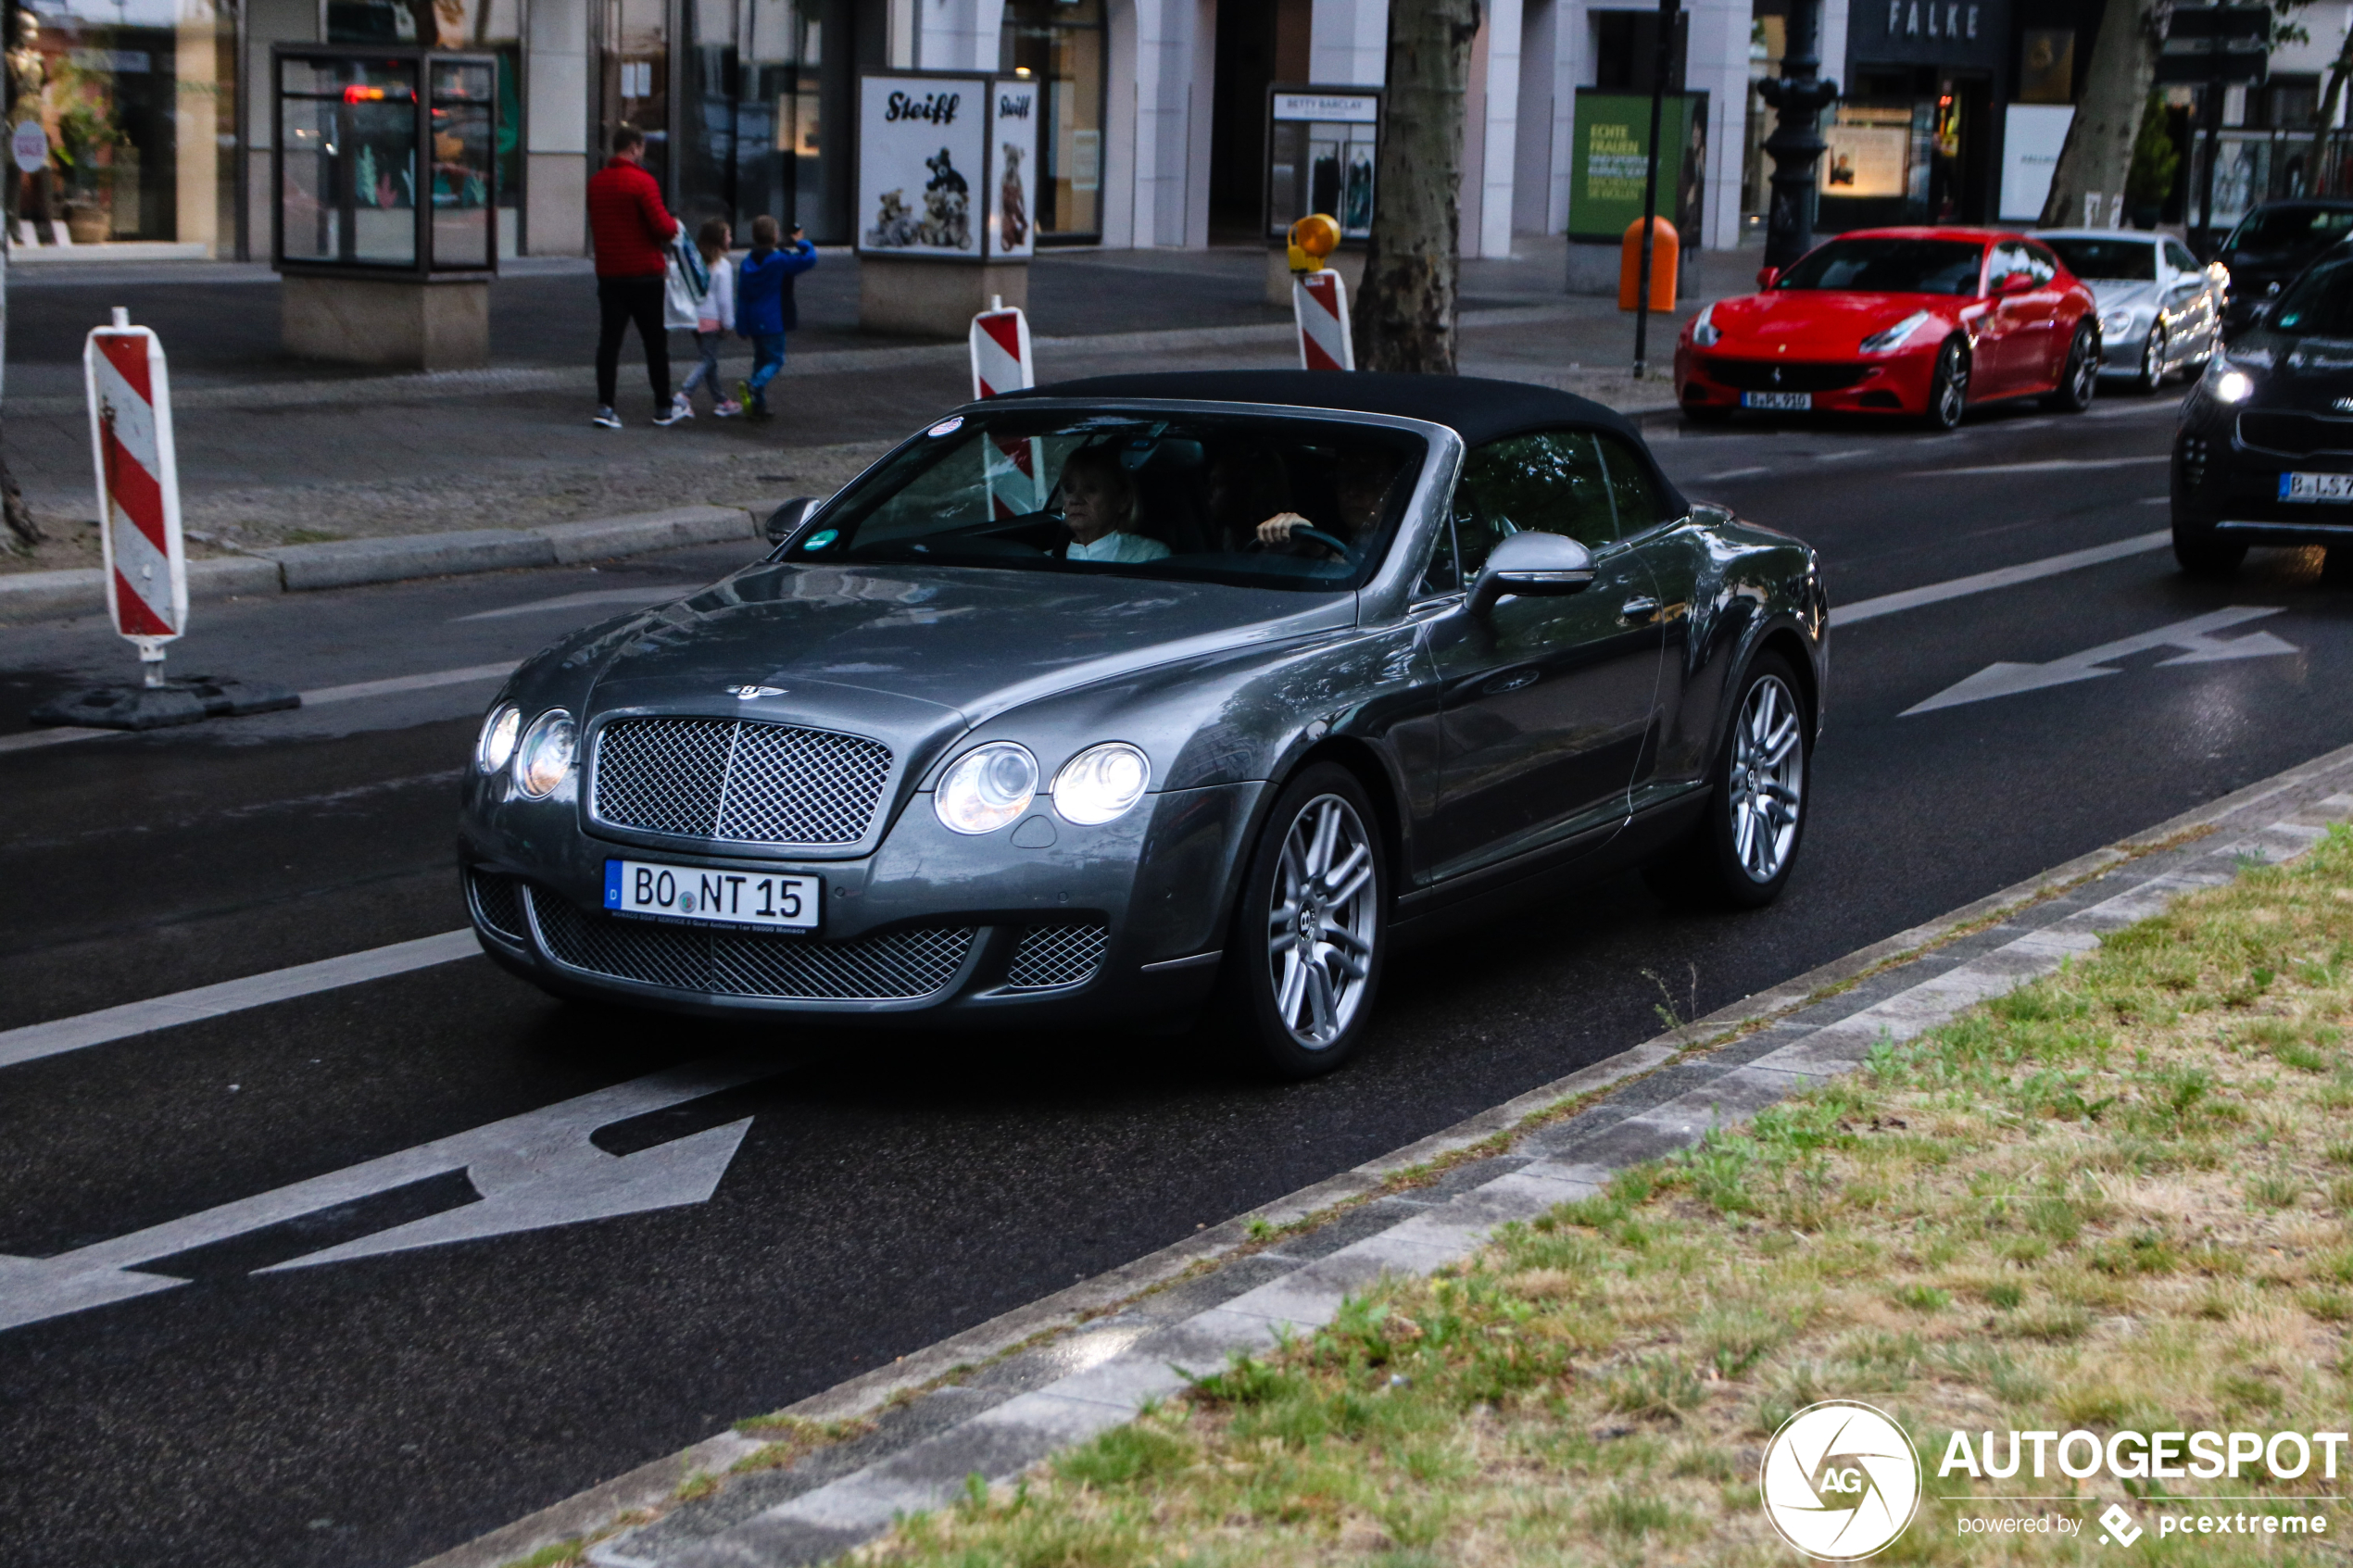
[1,239,1697,577]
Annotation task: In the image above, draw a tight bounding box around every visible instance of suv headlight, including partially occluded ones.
[513,709,576,797]
[476,703,520,773]
[2209,363,2257,403]
[1053,743,1151,825]
[935,742,1038,834]
[1858,310,1932,355]
[1689,303,1720,347]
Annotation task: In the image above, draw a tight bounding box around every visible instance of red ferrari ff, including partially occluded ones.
[1674,227,2102,430]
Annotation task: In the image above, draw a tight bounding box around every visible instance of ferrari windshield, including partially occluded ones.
[2044,237,2156,281]
[1774,238,1983,295]
[789,411,1428,591]
[2266,254,2353,337]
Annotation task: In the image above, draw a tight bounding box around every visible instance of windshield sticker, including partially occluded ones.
[803,529,839,550]
[927,416,965,438]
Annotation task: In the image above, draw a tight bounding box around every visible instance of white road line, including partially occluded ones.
[1702,465,1772,481]
[1911,455,2171,476]
[1837,530,2172,625]
[0,726,111,755]
[1,660,519,757]
[0,929,480,1070]
[454,588,675,622]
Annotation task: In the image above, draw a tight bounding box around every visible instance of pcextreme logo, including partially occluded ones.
[1761,1400,1924,1559]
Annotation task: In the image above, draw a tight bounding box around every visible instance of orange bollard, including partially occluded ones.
[1618,217,1680,313]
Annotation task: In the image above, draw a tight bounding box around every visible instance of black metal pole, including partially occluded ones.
[1758,0,1840,272]
[1631,0,1678,378]
[2196,71,2224,258]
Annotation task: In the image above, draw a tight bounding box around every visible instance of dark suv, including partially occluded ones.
[2218,200,2353,333]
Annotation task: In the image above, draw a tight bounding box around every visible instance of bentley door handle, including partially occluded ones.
[1620,596,1661,622]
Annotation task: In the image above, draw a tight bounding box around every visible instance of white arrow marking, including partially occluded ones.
[1903,606,2298,716]
[0,1060,768,1335]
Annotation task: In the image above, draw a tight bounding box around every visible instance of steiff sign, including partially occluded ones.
[857,72,1038,261]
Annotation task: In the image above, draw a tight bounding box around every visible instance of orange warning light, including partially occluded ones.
[1287,213,1340,273]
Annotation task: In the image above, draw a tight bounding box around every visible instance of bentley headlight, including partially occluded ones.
[1053,743,1151,825]
[1858,310,1932,355]
[935,742,1038,834]
[513,709,576,797]
[2210,364,2257,404]
[1689,302,1720,347]
[476,703,520,773]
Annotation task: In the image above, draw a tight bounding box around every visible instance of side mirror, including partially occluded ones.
[1993,271,2034,295]
[1467,531,1595,618]
[1755,265,1780,291]
[763,496,818,546]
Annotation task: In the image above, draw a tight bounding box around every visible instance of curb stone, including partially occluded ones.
[412,738,2353,1568]
[0,506,761,622]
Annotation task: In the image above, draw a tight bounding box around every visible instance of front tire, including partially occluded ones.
[2048,324,2099,412]
[1922,338,1969,431]
[1646,652,1811,910]
[2172,519,2246,579]
[2135,326,2169,394]
[1220,763,1387,1078]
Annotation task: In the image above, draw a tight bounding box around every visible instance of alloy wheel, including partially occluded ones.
[1932,345,1968,427]
[2070,332,2100,404]
[1728,674,1805,884]
[1265,794,1378,1049]
[2141,329,2166,391]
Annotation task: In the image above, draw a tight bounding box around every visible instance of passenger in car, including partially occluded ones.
[1059,445,1175,564]
[1252,445,1406,558]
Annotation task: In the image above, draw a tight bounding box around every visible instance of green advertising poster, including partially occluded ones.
[1567,90,1708,244]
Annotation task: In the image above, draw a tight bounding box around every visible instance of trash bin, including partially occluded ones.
[1618,217,1679,313]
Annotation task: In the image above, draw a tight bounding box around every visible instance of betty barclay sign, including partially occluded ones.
[1756,1401,2347,1557]
[857,72,1037,261]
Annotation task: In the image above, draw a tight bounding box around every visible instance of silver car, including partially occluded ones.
[2039,230,2228,393]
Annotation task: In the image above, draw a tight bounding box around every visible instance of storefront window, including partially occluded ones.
[6,0,236,250]
[603,0,669,187]
[331,0,522,255]
[1000,0,1102,242]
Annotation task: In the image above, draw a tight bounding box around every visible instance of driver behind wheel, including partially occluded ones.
[1058,445,1174,564]
[1252,444,1406,558]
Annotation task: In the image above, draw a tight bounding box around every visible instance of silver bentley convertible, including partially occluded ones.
[459,372,1828,1076]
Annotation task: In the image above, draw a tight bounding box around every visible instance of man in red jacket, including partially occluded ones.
[588,125,686,428]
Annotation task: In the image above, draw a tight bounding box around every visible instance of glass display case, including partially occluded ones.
[272,44,498,275]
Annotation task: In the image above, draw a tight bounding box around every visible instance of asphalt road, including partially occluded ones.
[8,385,2348,1568]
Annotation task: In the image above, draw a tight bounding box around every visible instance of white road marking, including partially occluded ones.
[1911,455,2171,476]
[453,587,676,622]
[0,1060,767,1335]
[1836,530,2172,625]
[0,929,481,1070]
[1904,606,2296,715]
[0,726,111,755]
[1702,465,1772,481]
[0,660,519,757]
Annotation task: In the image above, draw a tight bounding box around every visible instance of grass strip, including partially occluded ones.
[851,826,2353,1566]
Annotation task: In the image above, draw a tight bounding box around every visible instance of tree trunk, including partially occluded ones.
[1353,0,1481,373]
[2310,36,2353,197]
[2040,0,2158,228]
[0,429,36,554]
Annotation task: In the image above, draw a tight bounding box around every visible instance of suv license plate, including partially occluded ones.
[1741,391,1811,411]
[604,859,821,931]
[2281,471,2353,503]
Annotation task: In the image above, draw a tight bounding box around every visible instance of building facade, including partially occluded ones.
[10,0,2344,264]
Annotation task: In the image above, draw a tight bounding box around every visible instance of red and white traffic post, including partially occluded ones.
[971,297,1045,517]
[1293,269,1355,371]
[86,306,187,684]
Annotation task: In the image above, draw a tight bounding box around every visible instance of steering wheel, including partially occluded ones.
[1277,526,1355,559]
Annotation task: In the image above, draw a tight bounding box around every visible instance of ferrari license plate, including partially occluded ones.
[2280,471,2353,503]
[1740,391,1811,411]
[604,859,820,930]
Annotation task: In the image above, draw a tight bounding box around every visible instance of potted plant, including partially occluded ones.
[50,55,123,242]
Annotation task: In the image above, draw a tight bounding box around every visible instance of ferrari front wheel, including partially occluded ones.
[2049,324,2099,412]
[1922,339,1969,431]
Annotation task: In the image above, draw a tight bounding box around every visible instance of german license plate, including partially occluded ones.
[604,859,820,930]
[1741,391,1811,411]
[2280,471,2353,503]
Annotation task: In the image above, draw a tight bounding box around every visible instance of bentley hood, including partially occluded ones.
[558,560,1357,746]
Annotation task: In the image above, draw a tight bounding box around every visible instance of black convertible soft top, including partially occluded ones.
[1010,370,1640,448]
[1006,370,1684,515]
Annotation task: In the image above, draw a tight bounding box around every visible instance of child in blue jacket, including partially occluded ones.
[735,216,818,419]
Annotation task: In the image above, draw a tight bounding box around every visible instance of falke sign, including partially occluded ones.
[1857,0,2000,68]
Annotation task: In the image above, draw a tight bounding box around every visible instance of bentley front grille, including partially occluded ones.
[1004,924,1110,991]
[469,870,527,943]
[530,891,974,1001]
[591,716,893,846]
[1697,358,1869,394]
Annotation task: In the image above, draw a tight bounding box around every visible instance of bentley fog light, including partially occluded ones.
[1858,310,1932,355]
[1689,303,1720,347]
[476,703,520,773]
[1053,743,1151,825]
[513,709,577,798]
[935,742,1038,834]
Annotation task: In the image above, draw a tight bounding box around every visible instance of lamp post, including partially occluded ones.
[1756,0,1840,272]
[1630,0,1679,379]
